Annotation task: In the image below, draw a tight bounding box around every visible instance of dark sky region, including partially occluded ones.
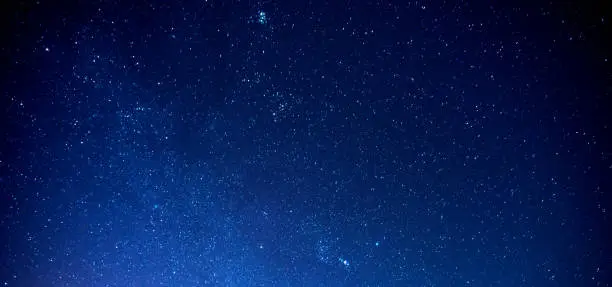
[0,0,610,286]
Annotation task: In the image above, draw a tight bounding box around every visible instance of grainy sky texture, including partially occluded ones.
[1,0,610,286]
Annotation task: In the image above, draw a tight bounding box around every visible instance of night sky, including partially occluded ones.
[1,0,610,286]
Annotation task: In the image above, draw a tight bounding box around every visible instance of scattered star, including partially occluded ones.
[1,0,608,286]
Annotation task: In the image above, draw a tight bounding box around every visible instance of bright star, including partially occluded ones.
[338,257,349,266]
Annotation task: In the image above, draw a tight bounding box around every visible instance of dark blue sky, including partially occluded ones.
[1,0,610,286]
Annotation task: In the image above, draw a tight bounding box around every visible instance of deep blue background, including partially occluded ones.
[1,0,610,286]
